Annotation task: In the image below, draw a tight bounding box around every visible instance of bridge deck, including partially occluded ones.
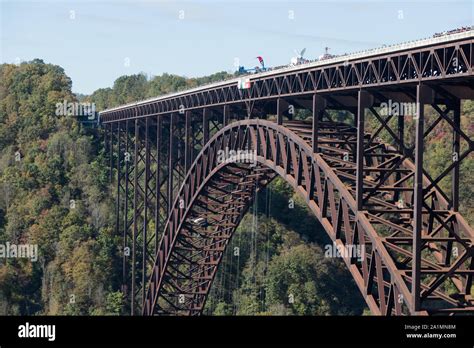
[100,30,473,123]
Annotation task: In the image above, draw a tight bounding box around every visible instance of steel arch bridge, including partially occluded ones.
[100,31,474,316]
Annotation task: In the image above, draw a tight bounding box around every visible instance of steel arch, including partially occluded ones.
[142,119,474,316]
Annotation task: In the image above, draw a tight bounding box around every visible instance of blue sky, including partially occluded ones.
[1,0,472,94]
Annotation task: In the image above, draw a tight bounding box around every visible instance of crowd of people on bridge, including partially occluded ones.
[236,26,472,79]
[433,26,472,38]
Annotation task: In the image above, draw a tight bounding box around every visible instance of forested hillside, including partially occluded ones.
[0,60,121,315]
[1,59,472,316]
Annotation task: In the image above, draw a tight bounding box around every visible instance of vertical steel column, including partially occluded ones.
[312,94,326,153]
[412,84,433,312]
[223,105,229,127]
[155,115,162,253]
[115,120,124,308]
[394,113,405,204]
[116,122,121,237]
[203,108,210,144]
[398,112,405,153]
[452,99,461,212]
[131,118,139,315]
[277,98,283,125]
[356,90,373,211]
[190,118,196,161]
[115,121,122,301]
[274,99,282,163]
[142,116,150,306]
[185,111,192,172]
[123,120,130,300]
[103,123,108,161]
[176,116,185,191]
[109,123,114,182]
[168,114,176,213]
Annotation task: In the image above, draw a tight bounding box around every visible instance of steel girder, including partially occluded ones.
[100,37,473,123]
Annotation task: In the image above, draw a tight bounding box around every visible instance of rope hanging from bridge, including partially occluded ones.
[261,185,271,311]
[251,179,259,302]
[233,207,243,315]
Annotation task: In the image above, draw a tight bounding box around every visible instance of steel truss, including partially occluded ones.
[100,37,473,123]
[133,95,473,316]
[106,90,474,316]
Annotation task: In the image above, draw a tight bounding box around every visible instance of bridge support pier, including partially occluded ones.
[122,120,130,311]
[312,94,326,153]
[168,113,176,214]
[452,99,461,212]
[155,115,163,254]
[356,90,374,211]
[131,118,140,315]
[412,84,434,313]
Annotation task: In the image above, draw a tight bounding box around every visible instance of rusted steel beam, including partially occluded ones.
[223,105,229,127]
[452,99,461,212]
[115,122,122,254]
[168,114,176,213]
[276,98,283,125]
[412,84,434,313]
[185,111,192,172]
[132,118,140,315]
[109,123,114,181]
[143,117,150,306]
[356,90,373,211]
[312,94,326,153]
[155,116,162,253]
[122,120,130,301]
[203,108,209,144]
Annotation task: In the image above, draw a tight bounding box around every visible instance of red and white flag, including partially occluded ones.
[237,77,251,89]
